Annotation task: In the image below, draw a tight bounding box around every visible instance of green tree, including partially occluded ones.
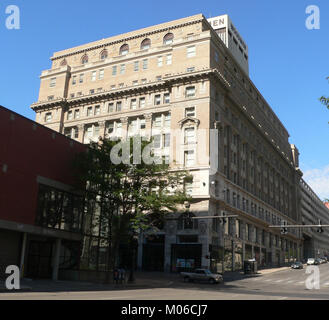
[320,77,329,115]
[73,136,192,283]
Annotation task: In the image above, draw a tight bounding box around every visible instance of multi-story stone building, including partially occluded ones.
[31,14,304,273]
[300,179,329,259]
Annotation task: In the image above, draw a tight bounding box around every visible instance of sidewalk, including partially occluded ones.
[0,266,296,293]
[0,272,175,293]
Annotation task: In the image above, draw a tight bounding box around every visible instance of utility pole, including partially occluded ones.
[193,213,238,277]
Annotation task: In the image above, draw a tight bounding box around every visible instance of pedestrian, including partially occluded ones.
[113,268,119,285]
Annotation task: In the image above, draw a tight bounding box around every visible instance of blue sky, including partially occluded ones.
[0,0,328,198]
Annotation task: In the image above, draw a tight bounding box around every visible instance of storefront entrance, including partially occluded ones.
[142,235,165,272]
[171,244,202,273]
[26,240,54,279]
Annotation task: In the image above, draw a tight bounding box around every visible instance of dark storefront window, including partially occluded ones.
[36,184,84,233]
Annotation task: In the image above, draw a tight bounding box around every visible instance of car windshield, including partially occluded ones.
[204,270,212,274]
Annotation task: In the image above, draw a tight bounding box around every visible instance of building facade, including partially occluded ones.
[31,14,304,273]
[0,105,86,280]
[300,179,329,259]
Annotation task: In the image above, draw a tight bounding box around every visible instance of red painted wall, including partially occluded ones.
[0,106,86,225]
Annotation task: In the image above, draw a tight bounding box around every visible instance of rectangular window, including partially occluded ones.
[91,71,97,81]
[95,105,101,116]
[50,77,56,87]
[139,97,146,108]
[134,61,139,72]
[99,69,104,80]
[74,109,80,119]
[187,46,196,58]
[154,115,162,127]
[45,112,52,122]
[48,96,54,101]
[164,133,170,147]
[133,80,138,86]
[184,150,195,166]
[90,89,95,94]
[141,79,147,84]
[79,74,84,83]
[186,86,195,98]
[108,103,114,113]
[143,59,148,70]
[116,102,122,112]
[166,54,172,65]
[165,113,171,127]
[154,95,161,105]
[140,119,146,130]
[130,99,137,110]
[164,93,170,104]
[87,107,93,117]
[72,76,77,85]
[120,64,126,74]
[185,107,195,117]
[157,56,163,67]
[67,111,73,121]
[185,127,195,144]
[153,135,161,149]
[112,66,117,76]
[107,122,114,135]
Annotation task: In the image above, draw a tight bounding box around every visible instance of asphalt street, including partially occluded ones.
[1,264,329,300]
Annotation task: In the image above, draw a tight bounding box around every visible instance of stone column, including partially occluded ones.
[77,124,85,144]
[98,120,106,140]
[144,113,153,140]
[120,117,129,140]
[52,238,62,281]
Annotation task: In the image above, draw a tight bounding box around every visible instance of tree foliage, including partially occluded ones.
[72,136,192,277]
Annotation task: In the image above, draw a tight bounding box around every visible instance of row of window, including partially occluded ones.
[78,33,175,65]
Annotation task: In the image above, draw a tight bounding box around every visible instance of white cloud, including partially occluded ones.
[303,165,329,200]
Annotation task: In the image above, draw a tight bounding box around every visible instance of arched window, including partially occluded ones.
[119,44,129,56]
[141,38,151,50]
[163,33,174,45]
[100,49,108,60]
[177,212,198,230]
[60,59,67,66]
[81,54,89,64]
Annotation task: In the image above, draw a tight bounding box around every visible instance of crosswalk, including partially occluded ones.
[244,276,329,288]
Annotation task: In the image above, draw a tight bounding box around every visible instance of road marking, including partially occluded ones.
[275,280,283,283]
[323,282,329,286]
[277,296,288,300]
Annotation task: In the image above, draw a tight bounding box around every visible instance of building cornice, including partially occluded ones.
[51,18,205,62]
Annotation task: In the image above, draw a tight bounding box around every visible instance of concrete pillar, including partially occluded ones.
[19,233,28,279]
[98,120,106,139]
[144,113,153,140]
[77,124,85,144]
[120,117,129,140]
[52,238,62,281]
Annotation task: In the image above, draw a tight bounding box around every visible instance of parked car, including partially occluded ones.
[181,269,223,284]
[320,257,328,263]
[315,258,321,265]
[307,258,315,265]
[291,261,304,269]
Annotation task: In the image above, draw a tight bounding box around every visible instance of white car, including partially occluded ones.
[307,258,315,265]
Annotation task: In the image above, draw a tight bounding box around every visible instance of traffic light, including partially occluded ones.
[317,220,324,233]
[219,211,227,225]
[281,221,288,235]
